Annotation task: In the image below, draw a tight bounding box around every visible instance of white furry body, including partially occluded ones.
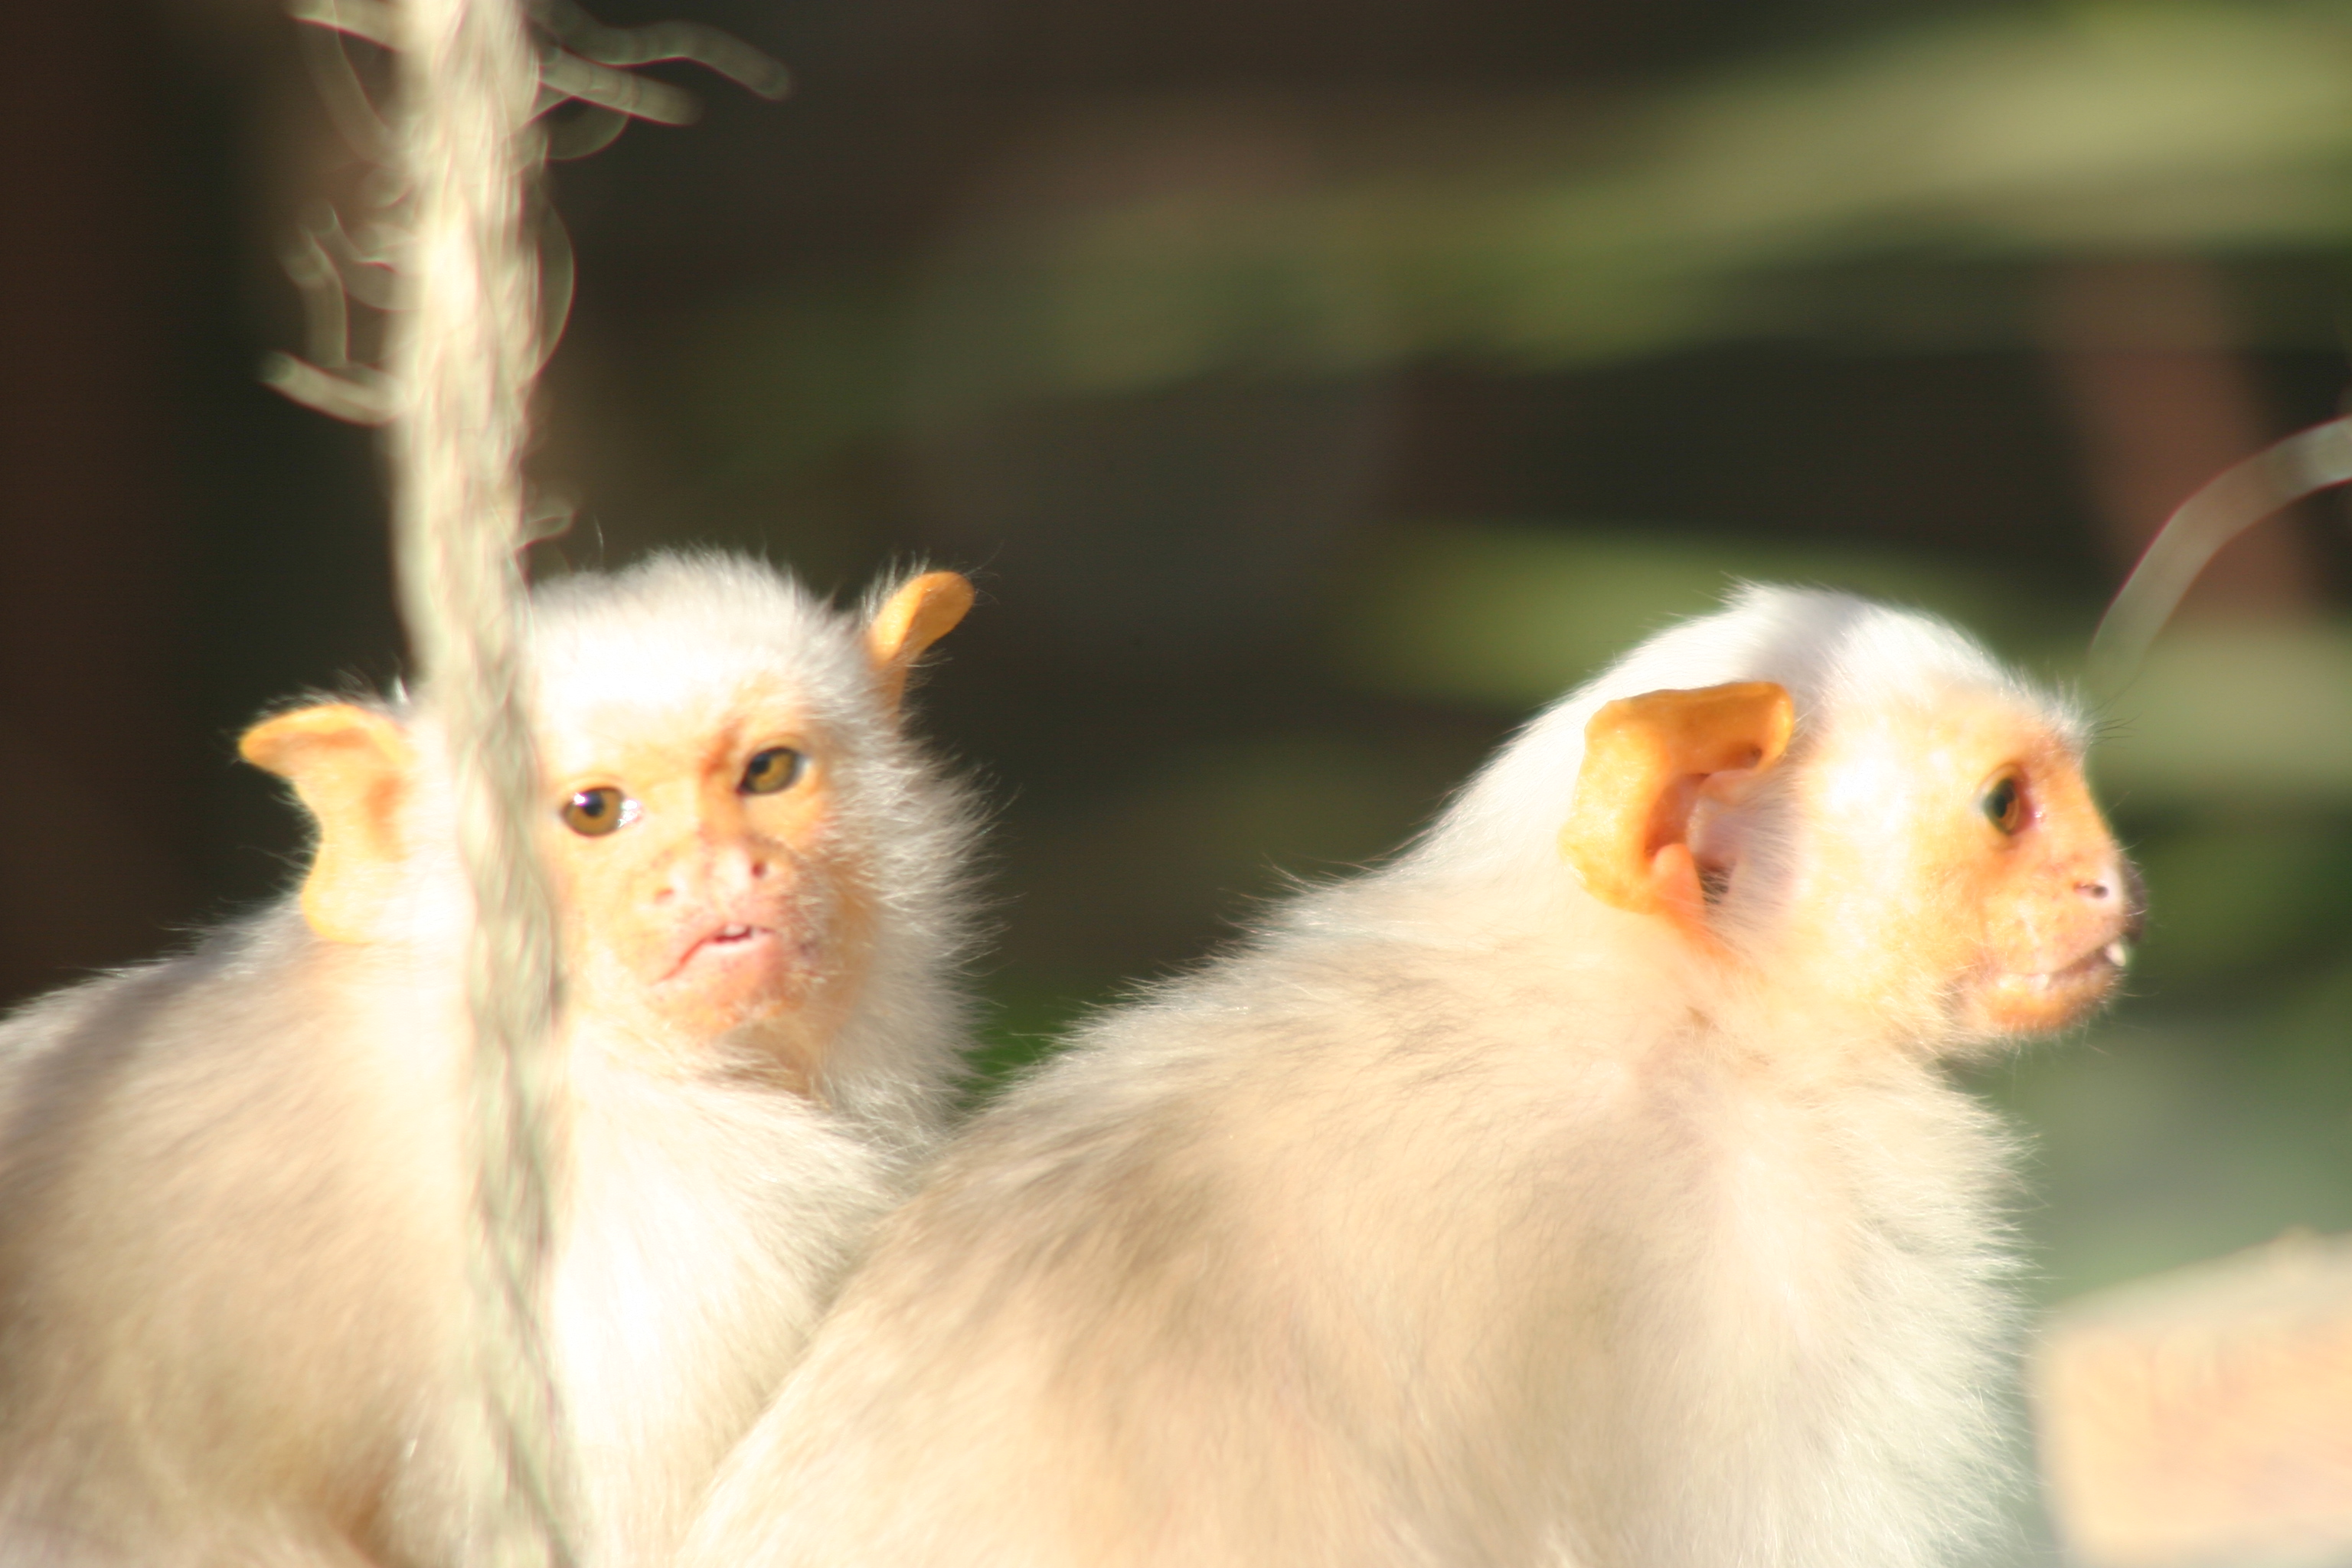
[0,557,974,1566]
[689,887,2019,1568]
[547,1029,911,1560]
[685,590,2082,1568]
[0,924,910,1566]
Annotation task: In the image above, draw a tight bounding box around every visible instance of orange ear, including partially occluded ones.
[1560,681,1793,937]
[239,704,416,945]
[866,571,975,710]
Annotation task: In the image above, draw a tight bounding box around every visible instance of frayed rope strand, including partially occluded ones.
[2089,416,2352,695]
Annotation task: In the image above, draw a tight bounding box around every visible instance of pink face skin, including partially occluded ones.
[541,691,871,1089]
[1770,688,2140,1047]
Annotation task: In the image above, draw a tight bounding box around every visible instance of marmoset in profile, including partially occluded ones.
[685,586,2139,1568]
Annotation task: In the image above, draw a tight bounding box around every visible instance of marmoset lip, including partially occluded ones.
[663,921,784,982]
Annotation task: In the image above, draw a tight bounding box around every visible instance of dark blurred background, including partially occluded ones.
[5,0,2350,1540]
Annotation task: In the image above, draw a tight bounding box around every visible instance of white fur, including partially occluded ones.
[683,587,2082,1568]
[1415,585,2066,890]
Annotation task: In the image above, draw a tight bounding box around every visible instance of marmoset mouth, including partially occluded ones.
[664,920,786,982]
[1977,937,2130,1033]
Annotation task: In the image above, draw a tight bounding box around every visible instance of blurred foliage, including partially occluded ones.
[1328,520,2097,704]
[662,0,2352,483]
[910,2,2352,397]
[1329,520,2352,795]
[2126,813,2352,988]
[966,727,1485,1083]
[2097,623,2352,802]
[1977,951,2352,1305]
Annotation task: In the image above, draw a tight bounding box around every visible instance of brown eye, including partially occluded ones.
[1979,772,2026,835]
[741,746,805,795]
[561,786,637,837]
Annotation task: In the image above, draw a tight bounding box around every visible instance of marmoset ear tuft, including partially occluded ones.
[866,572,975,712]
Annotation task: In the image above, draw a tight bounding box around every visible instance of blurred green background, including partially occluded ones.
[5,0,2347,1556]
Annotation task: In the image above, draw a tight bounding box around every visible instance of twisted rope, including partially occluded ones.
[386,1,571,1561]
[267,7,784,1557]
